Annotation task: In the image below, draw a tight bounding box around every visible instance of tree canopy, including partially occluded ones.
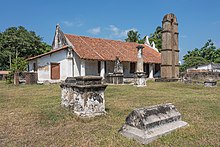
[0,26,51,70]
[125,26,162,51]
[181,40,220,71]
[125,30,146,44]
[148,26,162,51]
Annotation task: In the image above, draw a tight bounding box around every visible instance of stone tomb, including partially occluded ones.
[60,76,107,117]
[119,103,188,144]
[106,56,124,84]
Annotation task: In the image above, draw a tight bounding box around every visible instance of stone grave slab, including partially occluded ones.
[119,103,188,144]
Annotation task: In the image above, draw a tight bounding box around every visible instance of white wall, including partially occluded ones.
[74,52,81,77]
[28,60,37,71]
[28,49,74,82]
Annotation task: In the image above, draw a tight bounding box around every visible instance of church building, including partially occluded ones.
[27,25,161,83]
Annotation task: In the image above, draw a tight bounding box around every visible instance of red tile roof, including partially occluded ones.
[65,34,161,63]
[27,34,161,64]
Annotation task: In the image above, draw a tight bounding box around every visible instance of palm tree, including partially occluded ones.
[149,26,162,51]
[125,30,140,43]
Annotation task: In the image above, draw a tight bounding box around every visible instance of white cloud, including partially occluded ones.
[212,20,220,25]
[180,35,187,38]
[62,19,84,27]
[62,21,73,27]
[107,25,137,38]
[88,27,101,35]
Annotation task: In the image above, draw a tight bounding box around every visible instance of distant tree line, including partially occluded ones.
[180,40,220,71]
[0,26,51,71]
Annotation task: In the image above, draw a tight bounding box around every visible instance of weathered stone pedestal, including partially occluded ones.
[106,56,124,84]
[119,103,188,144]
[106,73,124,84]
[134,72,146,87]
[60,76,107,117]
[204,79,217,87]
[25,72,38,84]
[155,78,179,82]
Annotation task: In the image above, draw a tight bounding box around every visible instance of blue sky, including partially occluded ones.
[1,0,220,62]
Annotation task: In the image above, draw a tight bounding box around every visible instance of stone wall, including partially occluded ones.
[25,72,38,84]
[181,72,220,81]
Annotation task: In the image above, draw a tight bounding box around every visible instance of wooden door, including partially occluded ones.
[51,63,60,80]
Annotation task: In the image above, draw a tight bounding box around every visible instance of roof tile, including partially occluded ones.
[65,34,161,63]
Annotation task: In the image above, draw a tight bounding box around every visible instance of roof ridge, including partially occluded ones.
[78,36,105,60]
[27,45,69,61]
[65,33,128,44]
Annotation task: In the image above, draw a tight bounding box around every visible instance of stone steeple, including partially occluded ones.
[52,24,68,50]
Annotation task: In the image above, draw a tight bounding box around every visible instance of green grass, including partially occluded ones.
[0,81,220,146]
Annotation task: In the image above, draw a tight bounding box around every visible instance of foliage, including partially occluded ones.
[180,56,209,72]
[149,26,162,51]
[125,30,146,44]
[0,26,51,70]
[125,27,162,51]
[11,57,28,72]
[181,40,220,72]
[5,57,28,84]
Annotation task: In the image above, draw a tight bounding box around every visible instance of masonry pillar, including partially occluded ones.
[81,59,85,76]
[100,61,105,79]
[160,13,179,81]
[134,45,146,87]
[149,64,154,79]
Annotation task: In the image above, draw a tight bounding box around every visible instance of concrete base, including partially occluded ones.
[134,72,146,87]
[155,78,179,82]
[106,73,124,84]
[120,120,188,144]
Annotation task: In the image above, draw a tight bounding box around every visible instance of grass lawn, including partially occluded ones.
[0,81,220,146]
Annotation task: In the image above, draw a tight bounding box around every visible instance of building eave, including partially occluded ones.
[27,45,69,61]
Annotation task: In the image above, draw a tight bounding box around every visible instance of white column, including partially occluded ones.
[81,59,85,76]
[67,59,73,77]
[149,64,154,78]
[100,61,105,78]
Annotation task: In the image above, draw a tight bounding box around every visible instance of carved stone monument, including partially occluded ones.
[159,13,180,82]
[106,56,124,84]
[134,45,146,87]
[119,103,188,144]
[60,76,107,117]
